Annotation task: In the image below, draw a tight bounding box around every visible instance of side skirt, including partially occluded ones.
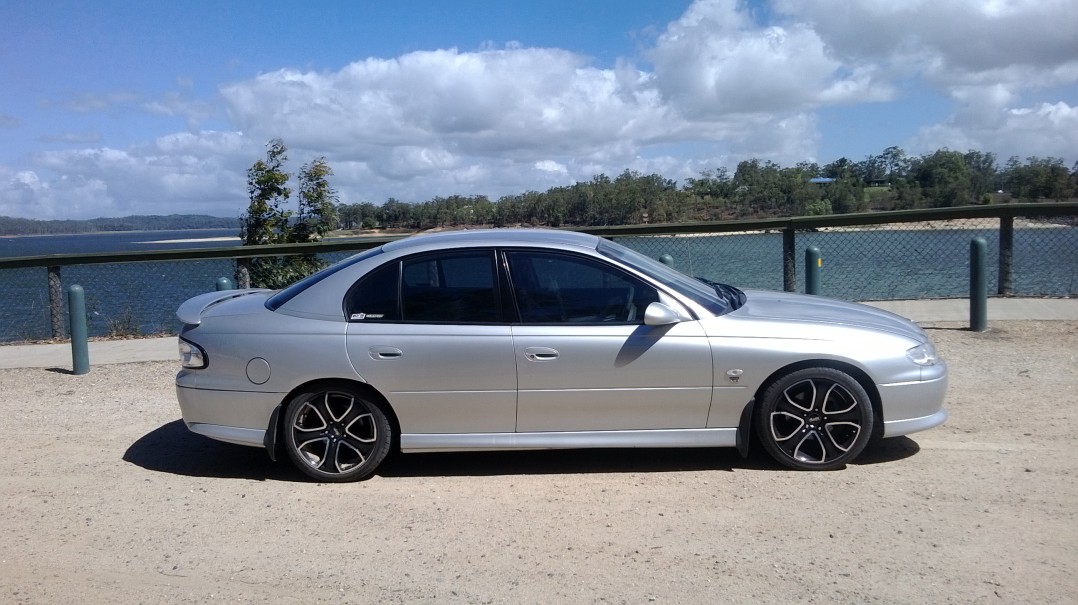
[400,428,738,453]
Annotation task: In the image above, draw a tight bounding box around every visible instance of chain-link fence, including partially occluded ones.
[1,207,1075,343]
[0,252,358,343]
[610,215,1077,300]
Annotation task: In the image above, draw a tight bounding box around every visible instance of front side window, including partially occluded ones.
[506,251,658,324]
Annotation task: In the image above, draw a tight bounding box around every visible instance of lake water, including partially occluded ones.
[0,228,240,257]
[1,226,1075,341]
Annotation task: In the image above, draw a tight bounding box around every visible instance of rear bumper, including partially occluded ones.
[187,423,265,448]
[177,384,281,448]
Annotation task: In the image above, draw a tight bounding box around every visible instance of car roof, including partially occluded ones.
[380,228,601,253]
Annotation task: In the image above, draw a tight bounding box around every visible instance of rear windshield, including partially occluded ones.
[265,247,385,311]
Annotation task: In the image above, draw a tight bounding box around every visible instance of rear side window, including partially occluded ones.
[345,261,400,321]
[346,250,501,323]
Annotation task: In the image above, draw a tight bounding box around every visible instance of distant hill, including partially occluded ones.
[0,214,238,236]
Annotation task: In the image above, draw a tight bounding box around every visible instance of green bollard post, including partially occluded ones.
[805,246,822,295]
[68,284,90,375]
[970,238,987,332]
[215,277,234,291]
[658,254,674,267]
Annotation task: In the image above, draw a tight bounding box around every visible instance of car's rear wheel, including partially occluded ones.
[756,367,873,470]
[282,384,392,482]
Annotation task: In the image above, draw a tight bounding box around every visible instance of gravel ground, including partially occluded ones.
[1,321,1076,604]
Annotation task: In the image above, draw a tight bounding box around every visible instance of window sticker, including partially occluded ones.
[350,312,385,320]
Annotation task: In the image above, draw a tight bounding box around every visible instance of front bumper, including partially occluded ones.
[878,368,949,438]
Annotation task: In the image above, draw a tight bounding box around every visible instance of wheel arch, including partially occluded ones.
[266,378,402,461]
[751,359,884,439]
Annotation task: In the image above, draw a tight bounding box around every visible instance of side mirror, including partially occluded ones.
[644,302,681,326]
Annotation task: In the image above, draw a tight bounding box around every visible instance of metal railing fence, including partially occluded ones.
[1,203,1075,342]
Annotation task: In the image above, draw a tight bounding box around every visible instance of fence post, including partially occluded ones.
[658,254,674,267]
[782,228,795,292]
[970,238,988,332]
[805,246,821,295]
[998,216,1013,296]
[236,258,251,289]
[215,277,234,291]
[68,284,90,374]
[48,265,64,339]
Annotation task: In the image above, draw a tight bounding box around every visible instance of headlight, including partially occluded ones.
[906,343,937,366]
[179,338,207,369]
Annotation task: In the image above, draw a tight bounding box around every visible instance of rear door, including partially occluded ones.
[345,250,517,434]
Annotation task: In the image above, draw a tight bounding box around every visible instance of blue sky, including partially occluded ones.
[2,0,1076,219]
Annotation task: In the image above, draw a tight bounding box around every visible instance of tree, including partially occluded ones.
[238,140,339,288]
[914,149,971,207]
[293,157,340,242]
[240,139,291,247]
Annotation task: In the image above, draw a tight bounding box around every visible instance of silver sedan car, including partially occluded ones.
[176,229,947,481]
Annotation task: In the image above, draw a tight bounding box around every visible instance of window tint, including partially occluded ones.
[401,252,500,322]
[506,251,658,324]
[268,247,384,311]
[346,261,400,321]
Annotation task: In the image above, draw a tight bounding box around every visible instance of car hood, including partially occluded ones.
[722,289,927,341]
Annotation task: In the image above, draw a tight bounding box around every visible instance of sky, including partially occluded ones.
[1,0,1076,220]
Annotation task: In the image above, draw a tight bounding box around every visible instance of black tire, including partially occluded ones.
[756,367,873,470]
[282,384,392,482]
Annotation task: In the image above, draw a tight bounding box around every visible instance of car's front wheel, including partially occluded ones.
[282,384,392,482]
[756,367,873,470]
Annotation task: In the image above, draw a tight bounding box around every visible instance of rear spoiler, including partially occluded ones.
[176,289,271,325]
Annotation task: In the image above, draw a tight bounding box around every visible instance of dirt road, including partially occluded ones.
[1,321,1076,603]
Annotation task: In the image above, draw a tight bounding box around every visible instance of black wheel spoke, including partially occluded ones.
[285,387,391,481]
[759,369,872,470]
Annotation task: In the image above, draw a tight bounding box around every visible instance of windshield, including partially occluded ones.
[265,247,385,311]
[597,238,739,316]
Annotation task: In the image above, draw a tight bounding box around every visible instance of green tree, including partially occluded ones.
[293,157,340,241]
[914,150,971,207]
[239,140,340,288]
[240,138,291,247]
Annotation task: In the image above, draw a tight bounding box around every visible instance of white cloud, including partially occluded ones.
[774,0,1078,90]
[0,168,113,219]
[37,131,102,145]
[914,101,1078,161]
[14,132,252,217]
[1,0,1074,219]
[647,0,892,117]
[142,92,217,132]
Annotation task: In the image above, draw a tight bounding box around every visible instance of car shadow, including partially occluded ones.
[123,420,307,482]
[381,435,922,477]
[854,436,921,465]
[125,421,923,481]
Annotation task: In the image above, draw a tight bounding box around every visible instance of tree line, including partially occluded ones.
[3,143,1071,240]
[0,214,236,236]
[336,147,1077,231]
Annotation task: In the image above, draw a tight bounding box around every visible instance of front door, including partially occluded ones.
[506,250,713,432]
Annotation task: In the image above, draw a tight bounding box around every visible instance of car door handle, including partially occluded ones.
[524,347,559,362]
[369,346,403,360]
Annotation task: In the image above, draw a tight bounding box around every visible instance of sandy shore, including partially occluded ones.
[1,320,1076,603]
